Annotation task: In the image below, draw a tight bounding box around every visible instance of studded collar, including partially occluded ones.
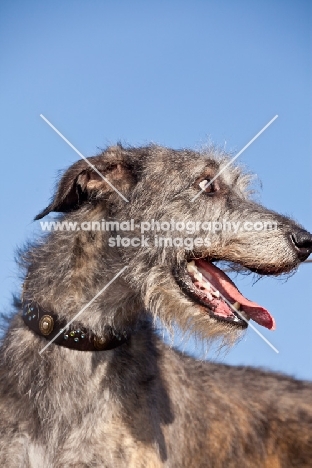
[22,300,130,351]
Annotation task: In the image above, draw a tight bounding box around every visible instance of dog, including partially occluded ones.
[0,144,311,467]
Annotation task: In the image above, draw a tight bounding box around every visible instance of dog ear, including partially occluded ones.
[34,156,135,220]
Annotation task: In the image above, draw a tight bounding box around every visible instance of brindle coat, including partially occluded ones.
[0,144,311,467]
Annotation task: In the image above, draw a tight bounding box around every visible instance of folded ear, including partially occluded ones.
[35,155,135,220]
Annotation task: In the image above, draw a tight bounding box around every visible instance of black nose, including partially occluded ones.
[290,230,312,261]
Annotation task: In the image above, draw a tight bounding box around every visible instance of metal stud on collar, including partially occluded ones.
[39,315,54,336]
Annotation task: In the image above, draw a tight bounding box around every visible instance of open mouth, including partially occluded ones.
[174,258,276,330]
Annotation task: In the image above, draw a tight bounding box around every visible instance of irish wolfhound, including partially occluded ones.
[0,144,311,467]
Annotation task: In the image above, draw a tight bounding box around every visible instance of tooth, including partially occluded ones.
[187,261,196,273]
[194,271,203,282]
[239,310,250,321]
[211,289,220,298]
[233,301,241,311]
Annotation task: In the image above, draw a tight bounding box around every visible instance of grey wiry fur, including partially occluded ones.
[0,144,312,467]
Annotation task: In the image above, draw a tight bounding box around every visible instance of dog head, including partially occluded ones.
[35,144,312,340]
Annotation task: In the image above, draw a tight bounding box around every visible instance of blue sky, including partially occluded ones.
[0,0,311,379]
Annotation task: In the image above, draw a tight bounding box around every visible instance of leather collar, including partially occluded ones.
[22,300,129,351]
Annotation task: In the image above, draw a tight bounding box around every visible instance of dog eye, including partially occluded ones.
[199,179,217,194]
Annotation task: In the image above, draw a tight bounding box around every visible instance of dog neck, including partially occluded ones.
[21,299,130,352]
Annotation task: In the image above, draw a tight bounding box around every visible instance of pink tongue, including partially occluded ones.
[196,259,276,330]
